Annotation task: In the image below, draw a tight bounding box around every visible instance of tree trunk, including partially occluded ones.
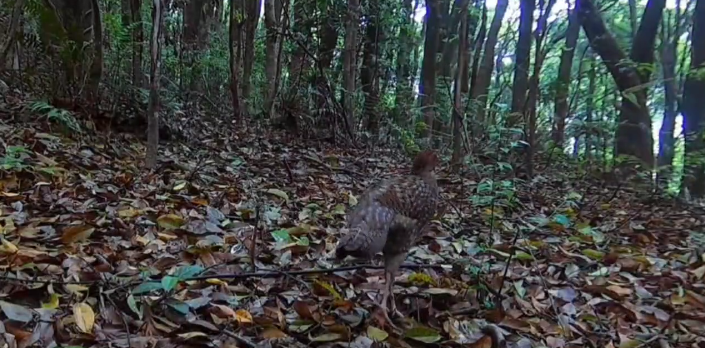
[410,0,423,96]
[229,0,243,121]
[469,0,508,134]
[53,0,93,97]
[263,0,282,118]
[241,0,262,115]
[184,0,212,95]
[600,73,611,169]
[525,0,555,178]
[577,0,664,171]
[130,0,143,88]
[657,3,681,188]
[343,0,360,136]
[466,0,485,98]
[508,0,535,128]
[585,51,596,160]
[451,0,470,168]
[314,3,339,128]
[681,0,705,197]
[146,0,165,169]
[419,0,441,142]
[394,0,415,126]
[0,0,26,73]
[552,2,580,147]
[285,0,312,129]
[361,0,382,137]
[434,0,468,145]
[88,0,104,103]
[628,0,638,37]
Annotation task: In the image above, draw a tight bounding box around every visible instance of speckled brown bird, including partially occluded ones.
[335,150,442,326]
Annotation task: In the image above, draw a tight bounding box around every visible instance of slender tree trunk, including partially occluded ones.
[241,0,262,116]
[419,0,441,142]
[628,0,638,37]
[469,0,508,134]
[451,0,470,168]
[343,0,360,136]
[146,0,165,169]
[681,0,705,197]
[585,51,596,160]
[577,0,665,171]
[525,0,555,178]
[508,0,535,128]
[263,0,282,118]
[361,0,382,136]
[314,3,339,127]
[552,3,580,147]
[657,3,681,188]
[229,0,243,121]
[465,0,485,98]
[394,0,415,126]
[184,0,208,95]
[0,0,26,73]
[130,0,143,88]
[88,0,104,102]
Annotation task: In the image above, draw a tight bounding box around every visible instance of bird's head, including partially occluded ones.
[411,150,439,175]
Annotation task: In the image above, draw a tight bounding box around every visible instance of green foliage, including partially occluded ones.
[467,123,524,212]
[24,0,67,43]
[0,146,31,172]
[0,144,63,177]
[395,125,420,156]
[132,265,205,296]
[28,101,82,134]
[687,65,705,81]
[472,178,516,208]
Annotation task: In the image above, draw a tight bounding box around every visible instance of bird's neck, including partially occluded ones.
[415,171,436,187]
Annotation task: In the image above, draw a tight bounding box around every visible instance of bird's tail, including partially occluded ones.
[335,222,393,260]
[335,228,366,259]
[336,202,398,260]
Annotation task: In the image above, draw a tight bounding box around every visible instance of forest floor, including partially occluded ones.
[1,111,705,348]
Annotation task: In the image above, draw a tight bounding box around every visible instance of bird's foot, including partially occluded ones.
[389,301,404,319]
[374,284,404,330]
[373,301,401,331]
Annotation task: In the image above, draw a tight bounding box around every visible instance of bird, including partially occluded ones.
[335,150,442,328]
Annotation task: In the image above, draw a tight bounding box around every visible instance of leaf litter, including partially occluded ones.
[0,120,704,348]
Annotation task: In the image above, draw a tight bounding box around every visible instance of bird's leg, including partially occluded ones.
[375,288,399,331]
[384,268,403,317]
[376,252,406,327]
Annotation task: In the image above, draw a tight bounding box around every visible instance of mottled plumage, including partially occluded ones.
[335,150,441,327]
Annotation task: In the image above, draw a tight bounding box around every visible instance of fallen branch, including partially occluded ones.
[0,263,451,285]
[185,263,449,281]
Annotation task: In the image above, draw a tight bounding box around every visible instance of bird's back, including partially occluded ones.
[335,174,440,259]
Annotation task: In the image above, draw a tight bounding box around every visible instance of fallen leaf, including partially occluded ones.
[309,332,342,342]
[265,188,290,203]
[73,302,95,333]
[60,225,95,244]
[261,327,288,339]
[0,300,33,323]
[157,214,186,229]
[41,293,61,309]
[366,325,388,341]
[235,309,253,323]
[404,326,441,343]
[0,238,18,254]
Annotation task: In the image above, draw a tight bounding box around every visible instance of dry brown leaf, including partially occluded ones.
[261,327,288,339]
[60,225,95,244]
[235,309,253,324]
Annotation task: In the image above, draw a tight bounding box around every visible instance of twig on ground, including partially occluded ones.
[0,263,450,286]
